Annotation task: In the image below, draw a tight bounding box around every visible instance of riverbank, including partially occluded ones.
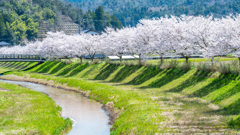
[0,74,165,134]
[0,81,72,134]
[0,61,240,134]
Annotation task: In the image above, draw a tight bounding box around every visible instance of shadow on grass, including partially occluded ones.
[222,99,240,115]
[23,62,43,71]
[38,62,57,73]
[57,64,79,76]
[67,64,89,77]
[0,62,6,66]
[22,62,39,70]
[49,62,68,74]
[0,71,13,75]
[33,62,51,72]
[94,64,120,80]
[78,64,105,78]
[127,66,161,85]
[192,74,238,98]
[3,62,14,68]
[4,62,17,68]
[168,71,212,93]
[6,62,20,69]
[110,65,140,82]
[212,83,240,103]
[142,69,189,88]
[207,98,240,116]
[1,62,10,67]
[15,62,32,70]
[14,62,28,70]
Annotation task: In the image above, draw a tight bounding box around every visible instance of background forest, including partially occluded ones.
[2,0,240,45]
[65,0,240,26]
[0,0,122,44]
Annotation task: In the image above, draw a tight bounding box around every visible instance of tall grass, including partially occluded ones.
[216,62,232,74]
[161,60,178,69]
[196,62,214,72]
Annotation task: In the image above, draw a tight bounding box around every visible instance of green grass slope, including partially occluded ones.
[0,62,39,71]
[1,61,240,133]
[29,62,240,129]
[0,82,72,134]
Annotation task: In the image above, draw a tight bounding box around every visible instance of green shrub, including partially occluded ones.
[231,61,240,75]
[180,62,192,70]
[105,58,111,64]
[196,62,214,72]
[121,61,134,66]
[91,59,100,65]
[162,60,178,69]
[143,62,153,67]
[52,58,61,62]
[216,62,232,74]
[63,59,73,64]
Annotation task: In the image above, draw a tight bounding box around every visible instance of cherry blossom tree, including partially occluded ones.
[133,19,164,65]
[71,35,87,64]
[81,34,102,61]
[164,16,199,63]
[1,14,239,67]
[151,17,174,65]
[103,27,135,62]
[189,16,229,64]
[220,15,240,65]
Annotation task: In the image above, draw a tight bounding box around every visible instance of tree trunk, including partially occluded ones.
[161,56,164,65]
[211,57,214,66]
[120,55,122,63]
[186,57,189,63]
[139,54,142,65]
[80,57,83,64]
[238,57,240,67]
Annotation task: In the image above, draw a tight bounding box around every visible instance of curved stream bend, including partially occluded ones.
[0,79,111,135]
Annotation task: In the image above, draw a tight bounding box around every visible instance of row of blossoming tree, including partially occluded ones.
[1,15,240,65]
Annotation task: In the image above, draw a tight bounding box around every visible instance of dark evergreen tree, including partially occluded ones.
[111,15,123,30]
[26,18,39,41]
[4,24,15,44]
[94,6,104,32]
[0,14,6,39]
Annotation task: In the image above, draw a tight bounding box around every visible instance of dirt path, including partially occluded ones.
[155,93,233,134]
[0,88,10,92]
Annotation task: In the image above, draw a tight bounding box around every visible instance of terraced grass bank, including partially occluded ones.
[1,61,240,134]
[0,62,40,72]
[0,81,72,134]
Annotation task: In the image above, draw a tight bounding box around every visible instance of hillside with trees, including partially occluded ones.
[64,0,240,26]
[0,0,122,45]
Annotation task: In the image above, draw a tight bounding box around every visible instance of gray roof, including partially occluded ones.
[0,41,11,46]
[79,29,100,35]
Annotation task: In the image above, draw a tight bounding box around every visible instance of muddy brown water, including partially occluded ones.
[0,79,111,135]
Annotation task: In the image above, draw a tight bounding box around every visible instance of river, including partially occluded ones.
[0,79,111,135]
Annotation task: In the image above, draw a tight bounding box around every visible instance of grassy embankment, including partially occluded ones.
[1,61,240,134]
[0,62,39,72]
[0,80,72,134]
[104,57,238,65]
[1,62,167,134]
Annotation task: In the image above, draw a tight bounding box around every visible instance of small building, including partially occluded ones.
[0,41,12,47]
[79,29,100,35]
